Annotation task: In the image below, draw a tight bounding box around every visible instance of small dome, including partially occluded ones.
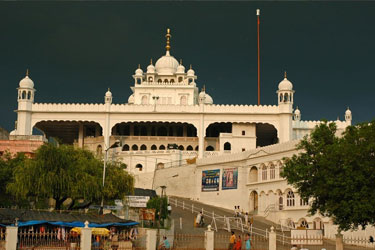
[176,62,185,74]
[135,66,143,76]
[294,107,301,115]
[199,90,213,104]
[105,88,112,97]
[155,52,179,75]
[128,94,135,104]
[187,66,195,77]
[345,107,352,116]
[147,63,155,74]
[19,76,34,89]
[278,77,293,91]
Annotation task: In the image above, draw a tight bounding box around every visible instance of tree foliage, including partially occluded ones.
[146,196,168,221]
[282,121,375,231]
[7,144,134,210]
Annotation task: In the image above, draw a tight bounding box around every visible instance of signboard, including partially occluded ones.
[139,208,155,221]
[222,168,238,190]
[126,196,150,208]
[202,169,220,192]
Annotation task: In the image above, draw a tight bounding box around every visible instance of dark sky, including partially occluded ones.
[1,1,374,132]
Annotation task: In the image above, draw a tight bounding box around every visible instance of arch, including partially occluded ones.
[151,144,157,150]
[279,93,283,103]
[27,91,31,100]
[286,219,295,229]
[186,145,193,151]
[22,91,26,99]
[249,191,258,212]
[284,93,289,102]
[170,79,175,83]
[157,127,167,136]
[178,145,184,150]
[132,144,138,151]
[188,78,193,84]
[140,126,147,136]
[178,77,183,83]
[157,79,162,83]
[313,218,323,230]
[206,122,232,137]
[135,164,143,171]
[269,164,275,179]
[96,145,102,156]
[261,165,267,181]
[206,146,214,151]
[159,145,166,150]
[148,76,153,82]
[224,142,231,151]
[286,190,295,207]
[164,79,169,83]
[256,123,278,147]
[180,96,187,105]
[122,144,130,151]
[141,95,148,105]
[195,146,199,151]
[248,166,258,183]
[279,195,284,210]
[156,162,165,169]
[136,78,141,84]
[298,218,309,229]
[140,144,147,150]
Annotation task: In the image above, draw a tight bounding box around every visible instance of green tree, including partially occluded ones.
[282,121,375,231]
[146,196,168,221]
[7,144,134,210]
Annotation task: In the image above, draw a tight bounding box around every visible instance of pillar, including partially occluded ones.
[198,115,205,158]
[183,125,187,137]
[205,227,214,250]
[336,233,343,250]
[146,229,157,250]
[130,124,134,136]
[80,221,92,250]
[5,226,18,250]
[269,226,276,250]
[78,123,84,148]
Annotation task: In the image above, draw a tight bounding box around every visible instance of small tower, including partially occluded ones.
[176,59,185,83]
[133,64,143,85]
[146,59,156,83]
[187,65,196,85]
[16,69,35,135]
[293,107,301,121]
[345,107,352,125]
[277,71,294,107]
[277,71,294,143]
[105,88,112,104]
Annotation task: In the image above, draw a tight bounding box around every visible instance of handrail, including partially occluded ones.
[263,204,276,217]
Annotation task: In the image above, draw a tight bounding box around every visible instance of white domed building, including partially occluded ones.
[10,29,355,238]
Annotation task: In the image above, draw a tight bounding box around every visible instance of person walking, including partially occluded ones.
[228,231,236,250]
[245,233,251,250]
[233,235,242,250]
[167,203,172,215]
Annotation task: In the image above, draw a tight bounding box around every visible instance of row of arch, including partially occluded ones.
[284,217,323,230]
[248,161,283,183]
[18,90,33,100]
[279,92,293,103]
[119,144,215,151]
[140,95,188,105]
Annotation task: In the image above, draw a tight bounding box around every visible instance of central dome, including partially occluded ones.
[155,52,179,75]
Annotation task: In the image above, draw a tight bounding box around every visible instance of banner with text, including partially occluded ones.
[202,169,220,192]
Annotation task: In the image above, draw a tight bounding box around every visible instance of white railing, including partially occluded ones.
[263,204,276,218]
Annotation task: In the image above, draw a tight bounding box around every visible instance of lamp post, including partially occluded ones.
[99,139,121,215]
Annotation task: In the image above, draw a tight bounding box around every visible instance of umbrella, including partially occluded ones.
[70,227,110,236]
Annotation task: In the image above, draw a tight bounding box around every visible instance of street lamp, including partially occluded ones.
[99,139,121,214]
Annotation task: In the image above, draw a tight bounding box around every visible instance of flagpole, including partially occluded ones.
[257,9,260,106]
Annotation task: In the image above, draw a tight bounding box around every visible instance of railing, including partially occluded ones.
[343,236,375,248]
[263,204,276,218]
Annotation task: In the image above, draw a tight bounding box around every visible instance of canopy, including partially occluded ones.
[71,227,110,236]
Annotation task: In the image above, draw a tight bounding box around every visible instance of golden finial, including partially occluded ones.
[138,64,140,69]
[165,28,171,52]
[26,69,29,77]
[284,71,287,78]
[150,58,153,64]
[108,87,110,92]
[180,59,182,65]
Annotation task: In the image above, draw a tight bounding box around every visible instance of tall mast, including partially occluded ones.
[257,9,261,105]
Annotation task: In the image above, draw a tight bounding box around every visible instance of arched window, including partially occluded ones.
[270,164,275,179]
[141,95,148,105]
[148,77,153,82]
[132,144,138,151]
[178,77,183,83]
[224,142,231,151]
[96,145,102,156]
[22,91,26,99]
[27,91,31,100]
[248,166,258,183]
[157,163,165,169]
[151,144,157,150]
[279,164,284,178]
[206,146,214,151]
[180,96,187,105]
[279,195,283,210]
[195,146,199,151]
[137,78,141,84]
[140,144,147,150]
[135,164,143,171]
[186,145,193,151]
[300,198,308,206]
[279,93,283,102]
[158,79,162,83]
[164,79,168,83]
[170,79,175,83]
[159,145,166,150]
[188,78,193,84]
[178,145,184,150]
[299,219,309,229]
[284,93,289,102]
[287,190,295,207]
[262,165,267,180]
[122,144,130,151]
[287,219,295,229]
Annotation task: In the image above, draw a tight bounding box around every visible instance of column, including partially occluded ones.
[205,227,214,250]
[183,125,187,137]
[80,222,92,250]
[198,114,205,158]
[269,226,276,250]
[5,226,18,250]
[336,233,344,250]
[146,229,157,250]
[78,123,84,148]
[130,124,134,136]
